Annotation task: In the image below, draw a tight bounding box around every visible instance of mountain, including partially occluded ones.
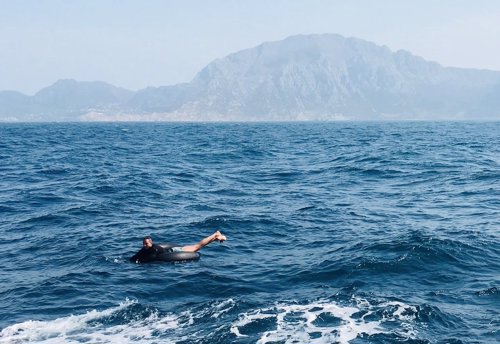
[153,34,499,120]
[0,80,134,121]
[1,34,500,121]
[0,91,32,121]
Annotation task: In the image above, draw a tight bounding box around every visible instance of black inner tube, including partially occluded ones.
[157,243,200,262]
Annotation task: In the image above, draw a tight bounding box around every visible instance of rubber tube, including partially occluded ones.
[156,243,200,262]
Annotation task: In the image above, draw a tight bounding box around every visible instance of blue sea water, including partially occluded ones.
[0,121,498,344]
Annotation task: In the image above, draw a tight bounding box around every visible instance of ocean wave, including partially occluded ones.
[1,122,498,343]
[1,297,433,344]
[475,286,499,297]
[230,297,435,344]
[0,298,241,344]
[0,300,174,344]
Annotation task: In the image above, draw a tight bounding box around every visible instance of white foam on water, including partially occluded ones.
[231,301,381,344]
[383,301,417,321]
[0,297,420,343]
[0,298,239,344]
[0,299,180,344]
[377,300,419,338]
[103,255,125,264]
[230,312,275,337]
[230,298,420,344]
[211,298,236,318]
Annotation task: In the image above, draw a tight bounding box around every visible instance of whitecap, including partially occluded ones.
[230,297,421,343]
[231,300,381,344]
[0,299,180,344]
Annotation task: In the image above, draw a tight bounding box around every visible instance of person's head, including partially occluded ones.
[142,236,153,249]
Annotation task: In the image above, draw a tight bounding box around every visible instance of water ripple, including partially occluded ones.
[0,122,498,344]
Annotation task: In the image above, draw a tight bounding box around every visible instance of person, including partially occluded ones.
[130,231,227,263]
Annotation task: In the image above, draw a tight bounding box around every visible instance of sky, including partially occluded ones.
[1,0,500,95]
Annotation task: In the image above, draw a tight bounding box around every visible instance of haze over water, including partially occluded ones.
[0,122,498,343]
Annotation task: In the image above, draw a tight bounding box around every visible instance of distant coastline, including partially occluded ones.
[1,34,499,122]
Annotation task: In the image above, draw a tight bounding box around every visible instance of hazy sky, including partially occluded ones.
[1,0,500,94]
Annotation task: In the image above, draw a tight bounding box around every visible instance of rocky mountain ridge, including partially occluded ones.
[1,34,499,121]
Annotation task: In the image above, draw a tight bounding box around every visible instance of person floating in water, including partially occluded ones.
[130,231,227,263]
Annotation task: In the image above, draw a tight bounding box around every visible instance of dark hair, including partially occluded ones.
[143,236,152,241]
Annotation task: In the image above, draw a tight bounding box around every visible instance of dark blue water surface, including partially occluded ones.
[0,122,498,343]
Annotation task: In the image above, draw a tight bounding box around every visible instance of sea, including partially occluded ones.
[0,121,498,344]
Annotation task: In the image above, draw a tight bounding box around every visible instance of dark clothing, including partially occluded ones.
[130,244,165,263]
